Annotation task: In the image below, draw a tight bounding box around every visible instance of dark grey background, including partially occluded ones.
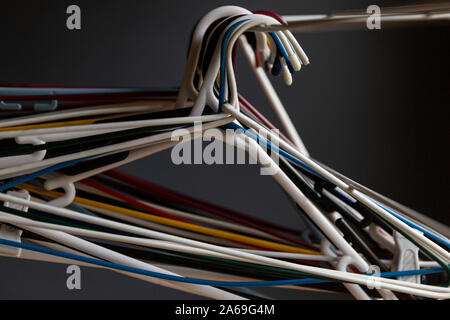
[0,0,448,299]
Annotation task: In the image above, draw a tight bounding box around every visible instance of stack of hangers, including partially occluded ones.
[0,5,448,300]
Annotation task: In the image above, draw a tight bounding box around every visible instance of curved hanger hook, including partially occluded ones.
[44,181,76,208]
[0,136,46,169]
[191,15,289,115]
[337,256,372,300]
[176,6,252,108]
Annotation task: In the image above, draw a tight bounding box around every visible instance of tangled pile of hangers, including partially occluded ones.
[0,6,449,300]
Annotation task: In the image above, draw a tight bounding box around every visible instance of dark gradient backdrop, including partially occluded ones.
[0,0,448,299]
